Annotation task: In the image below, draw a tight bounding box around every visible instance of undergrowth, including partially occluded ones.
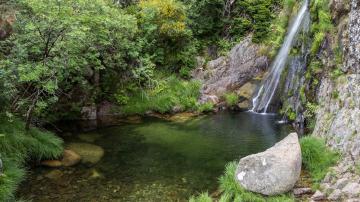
[120,75,205,115]
[300,136,339,186]
[0,117,63,201]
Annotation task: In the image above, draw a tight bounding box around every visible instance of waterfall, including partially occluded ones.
[251,0,309,113]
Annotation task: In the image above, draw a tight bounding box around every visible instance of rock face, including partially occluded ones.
[193,37,268,105]
[346,0,360,73]
[235,133,301,196]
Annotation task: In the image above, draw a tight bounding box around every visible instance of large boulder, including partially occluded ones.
[193,37,268,105]
[235,133,301,196]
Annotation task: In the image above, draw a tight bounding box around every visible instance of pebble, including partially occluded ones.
[311,190,326,201]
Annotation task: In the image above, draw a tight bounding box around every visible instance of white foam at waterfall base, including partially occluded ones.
[251,0,309,113]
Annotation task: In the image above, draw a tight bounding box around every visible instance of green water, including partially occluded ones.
[19,112,292,202]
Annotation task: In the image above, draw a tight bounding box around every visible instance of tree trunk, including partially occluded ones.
[25,90,40,131]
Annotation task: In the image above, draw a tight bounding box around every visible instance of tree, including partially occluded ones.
[0,0,139,129]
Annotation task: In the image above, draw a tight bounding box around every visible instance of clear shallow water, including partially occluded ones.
[19,112,292,202]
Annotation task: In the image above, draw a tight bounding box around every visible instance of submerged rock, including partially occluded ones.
[44,170,63,180]
[235,133,301,195]
[41,160,63,168]
[61,149,81,167]
[67,143,104,164]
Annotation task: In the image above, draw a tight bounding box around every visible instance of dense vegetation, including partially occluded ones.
[0,0,344,201]
[0,0,286,127]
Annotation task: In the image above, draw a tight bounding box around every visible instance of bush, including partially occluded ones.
[224,93,239,107]
[300,136,339,184]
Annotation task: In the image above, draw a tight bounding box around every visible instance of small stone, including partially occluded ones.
[328,189,342,201]
[41,160,62,167]
[44,170,63,180]
[293,187,313,196]
[342,183,360,198]
[61,149,81,167]
[311,190,326,201]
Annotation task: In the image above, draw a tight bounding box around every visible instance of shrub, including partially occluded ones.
[120,76,201,114]
[300,136,339,184]
[224,93,239,107]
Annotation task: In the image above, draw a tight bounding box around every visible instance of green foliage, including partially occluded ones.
[262,0,297,58]
[137,0,196,72]
[224,93,239,107]
[0,0,140,124]
[189,192,213,202]
[0,116,63,201]
[120,76,201,114]
[197,102,214,113]
[184,0,282,44]
[300,137,339,184]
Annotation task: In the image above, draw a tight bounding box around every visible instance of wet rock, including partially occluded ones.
[311,190,326,201]
[44,170,63,180]
[328,189,343,201]
[67,143,104,164]
[235,133,301,195]
[41,160,63,168]
[237,100,250,109]
[61,149,81,167]
[293,187,313,196]
[237,82,256,100]
[194,37,268,105]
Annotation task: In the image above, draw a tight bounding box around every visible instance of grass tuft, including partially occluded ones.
[224,93,239,107]
[300,136,339,184]
[121,76,201,115]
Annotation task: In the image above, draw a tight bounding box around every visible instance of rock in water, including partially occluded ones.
[235,133,301,195]
[67,143,104,164]
[61,149,81,167]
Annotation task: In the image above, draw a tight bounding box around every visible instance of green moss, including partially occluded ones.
[0,117,63,201]
[300,136,339,185]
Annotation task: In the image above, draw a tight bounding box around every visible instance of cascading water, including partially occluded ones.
[251,0,309,113]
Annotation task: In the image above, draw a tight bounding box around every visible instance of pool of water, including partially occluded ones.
[18,111,292,202]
